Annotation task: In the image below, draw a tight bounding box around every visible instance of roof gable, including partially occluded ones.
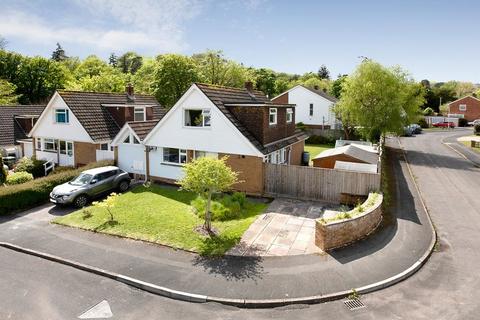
[448,95,480,105]
[272,85,338,103]
[0,105,45,146]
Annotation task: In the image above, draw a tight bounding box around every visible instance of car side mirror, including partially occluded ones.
[90,179,97,184]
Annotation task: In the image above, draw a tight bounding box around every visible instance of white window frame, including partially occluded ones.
[43,138,57,152]
[184,108,211,128]
[269,108,277,125]
[59,140,74,156]
[134,107,146,122]
[162,148,187,165]
[459,104,467,111]
[100,143,109,151]
[55,109,69,124]
[286,108,293,123]
[122,133,139,144]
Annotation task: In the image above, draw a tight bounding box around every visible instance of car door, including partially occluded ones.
[102,170,118,193]
[89,173,111,196]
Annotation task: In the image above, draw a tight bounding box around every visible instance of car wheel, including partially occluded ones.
[74,195,89,208]
[118,180,129,192]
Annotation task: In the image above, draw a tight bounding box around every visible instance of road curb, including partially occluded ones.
[0,142,437,308]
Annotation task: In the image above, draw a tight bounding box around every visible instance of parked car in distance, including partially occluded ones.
[432,121,455,128]
[469,119,480,126]
[50,166,131,208]
[409,124,422,134]
[403,126,414,136]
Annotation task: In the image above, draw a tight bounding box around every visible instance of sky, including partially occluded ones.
[1,0,479,82]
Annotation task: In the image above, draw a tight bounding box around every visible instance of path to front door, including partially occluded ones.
[228,198,342,256]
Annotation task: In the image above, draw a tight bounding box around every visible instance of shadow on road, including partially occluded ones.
[191,254,265,282]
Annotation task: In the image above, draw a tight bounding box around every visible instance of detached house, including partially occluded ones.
[29,86,164,167]
[448,96,480,122]
[112,82,308,195]
[272,85,338,129]
[0,105,45,159]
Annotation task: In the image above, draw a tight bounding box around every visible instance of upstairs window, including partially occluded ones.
[184,109,211,127]
[163,148,187,164]
[134,107,146,122]
[55,109,69,123]
[269,108,277,125]
[309,104,314,117]
[286,108,293,123]
[459,104,467,111]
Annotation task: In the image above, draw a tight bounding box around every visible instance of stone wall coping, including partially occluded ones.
[318,193,383,226]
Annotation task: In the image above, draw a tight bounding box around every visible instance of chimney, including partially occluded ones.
[314,85,319,90]
[126,83,135,101]
[245,81,254,92]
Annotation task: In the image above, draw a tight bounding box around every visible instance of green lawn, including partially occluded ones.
[461,141,480,153]
[305,144,334,162]
[53,185,267,256]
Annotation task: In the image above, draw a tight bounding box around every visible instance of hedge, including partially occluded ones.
[6,172,34,185]
[0,160,114,215]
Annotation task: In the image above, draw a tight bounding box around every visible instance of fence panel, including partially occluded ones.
[263,163,381,202]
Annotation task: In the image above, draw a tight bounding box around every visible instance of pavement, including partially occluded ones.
[0,135,434,305]
[3,129,480,318]
[228,198,338,256]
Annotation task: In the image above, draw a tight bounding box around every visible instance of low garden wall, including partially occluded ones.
[315,193,383,251]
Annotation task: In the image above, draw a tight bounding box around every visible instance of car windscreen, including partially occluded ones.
[69,173,93,186]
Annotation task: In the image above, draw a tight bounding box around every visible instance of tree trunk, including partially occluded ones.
[204,192,212,232]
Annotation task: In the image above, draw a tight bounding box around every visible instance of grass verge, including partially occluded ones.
[53,184,267,256]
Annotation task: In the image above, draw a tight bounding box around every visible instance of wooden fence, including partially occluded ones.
[263,163,381,203]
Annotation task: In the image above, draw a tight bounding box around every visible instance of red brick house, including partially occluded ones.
[448,96,480,121]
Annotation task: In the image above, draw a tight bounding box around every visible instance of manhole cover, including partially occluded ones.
[344,298,365,311]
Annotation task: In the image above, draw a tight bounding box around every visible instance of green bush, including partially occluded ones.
[6,172,34,185]
[417,118,428,128]
[296,122,307,131]
[15,157,47,178]
[191,192,248,221]
[0,154,7,185]
[458,118,468,127]
[306,135,336,145]
[0,160,114,215]
[423,107,434,116]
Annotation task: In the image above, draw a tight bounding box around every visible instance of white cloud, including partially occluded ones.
[0,0,203,54]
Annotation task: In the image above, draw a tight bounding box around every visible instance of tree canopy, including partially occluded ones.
[51,43,68,62]
[0,79,19,104]
[335,60,425,142]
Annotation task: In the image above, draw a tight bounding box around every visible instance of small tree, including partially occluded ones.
[51,43,68,62]
[0,154,7,185]
[92,192,118,221]
[178,157,238,233]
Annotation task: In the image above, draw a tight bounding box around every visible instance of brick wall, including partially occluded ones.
[448,96,480,121]
[290,140,305,166]
[272,92,289,104]
[74,142,97,167]
[220,153,264,195]
[105,106,155,126]
[227,106,296,145]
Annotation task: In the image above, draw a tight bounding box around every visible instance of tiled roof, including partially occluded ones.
[0,105,45,147]
[195,83,306,154]
[314,145,378,164]
[57,91,163,142]
[128,120,160,141]
[302,85,338,103]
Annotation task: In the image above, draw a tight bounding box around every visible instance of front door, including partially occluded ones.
[58,140,74,166]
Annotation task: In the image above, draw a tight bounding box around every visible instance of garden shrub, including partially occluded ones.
[15,157,47,178]
[192,192,249,221]
[306,135,336,145]
[6,172,33,185]
[417,118,428,128]
[0,160,113,215]
[0,154,7,185]
[458,118,468,127]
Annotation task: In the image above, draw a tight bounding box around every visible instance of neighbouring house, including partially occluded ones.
[312,144,378,170]
[271,84,338,129]
[29,85,165,167]
[0,105,45,160]
[448,96,480,121]
[111,82,308,195]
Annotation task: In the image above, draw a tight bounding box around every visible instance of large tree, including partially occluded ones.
[330,74,348,98]
[153,54,199,108]
[317,64,330,80]
[51,43,68,62]
[117,51,143,74]
[0,79,19,104]
[16,57,68,104]
[178,157,238,233]
[334,60,424,142]
[0,36,6,50]
[132,57,158,95]
[0,50,24,83]
[254,68,276,97]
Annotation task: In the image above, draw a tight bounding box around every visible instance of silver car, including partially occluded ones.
[50,166,131,208]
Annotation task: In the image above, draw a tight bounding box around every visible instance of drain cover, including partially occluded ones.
[344,298,365,311]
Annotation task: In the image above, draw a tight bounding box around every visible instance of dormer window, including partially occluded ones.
[269,108,277,125]
[185,109,211,127]
[55,109,69,123]
[286,108,293,123]
[134,107,146,122]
